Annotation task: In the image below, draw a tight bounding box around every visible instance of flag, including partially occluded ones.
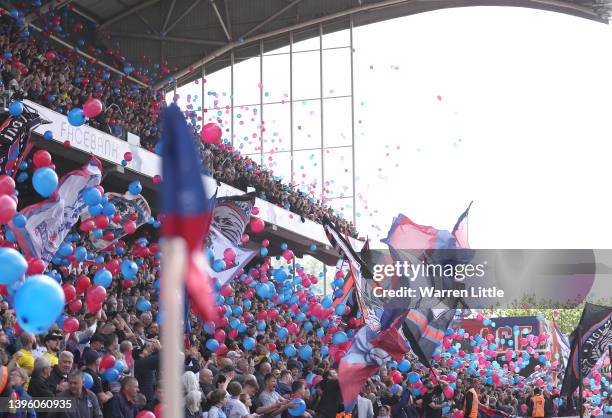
[560,303,612,396]
[212,193,256,246]
[551,320,571,367]
[0,104,45,175]
[160,103,218,322]
[205,226,256,286]
[382,205,473,368]
[81,192,151,249]
[10,158,102,262]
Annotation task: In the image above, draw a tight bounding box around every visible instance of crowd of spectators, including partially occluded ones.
[0,15,359,238]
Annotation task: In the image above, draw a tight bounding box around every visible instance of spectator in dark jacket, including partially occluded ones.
[133,340,160,410]
[105,376,139,418]
[50,370,103,418]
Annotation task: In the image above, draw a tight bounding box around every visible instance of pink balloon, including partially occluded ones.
[83,98,103,118]
[201,123,222,145]
[63,317,80,333]
[124,220,136,234]
[0,195,16,224]
[250,218,265,233]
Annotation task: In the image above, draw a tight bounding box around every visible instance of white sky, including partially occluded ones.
[171,6,612,250]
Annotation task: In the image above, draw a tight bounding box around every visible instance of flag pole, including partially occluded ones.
[161,237,187,418]
[577,324,583,418]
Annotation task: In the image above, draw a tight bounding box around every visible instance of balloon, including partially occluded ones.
[243,337,256,350]
[68,299,82,313]
[284,344,297,357]
[135,298,151,312]
[76,275,91,294]
[206,339,219,351]
[43,130,53,141]
[0,194,17,224]
[62,284,76,302]
[128,180,142,195]
[0,248,27,285]
[114,359,127,373]
[0,175,16,195]
[214,329,226,342]
[390,370,403,384]
[121,260,138,280]
[332,331,348,345]
[136,411,156,418]
[8,101,23,117]
[83,372,94,389]
[83,187,101,206]
[102,368,119,382]
[67,108,85,126]
[94,269,112,288]
[299,345,313,361]
[86,285,106,305]
[201,123,222,145]
[33,150,52,168]
[83,98,103,118]
[15,275,65,334]
[62,316,79,333]
[32,167,58,197]
[399,359,411,372]
[288,399,307,416]
[27,258,45,275]
[444,386,455,399]
[408,372,420,384]
[100,354,116,370]
[250,218,265,233]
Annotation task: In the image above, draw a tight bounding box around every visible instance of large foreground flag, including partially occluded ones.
[561,303,612,396]
[10,158,102,262]
[160,104,218,322]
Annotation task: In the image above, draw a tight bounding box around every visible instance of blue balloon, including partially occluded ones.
[256,320,266,331]
[276,327,289,339]
[213,259,226,272]
[128,180,142,195]
[121,260,138,280]
[74,246,87,262]
[206,339,219,351]
[270,352,280,363]
[103,368,119,382]
[83,187,101,206]
[94,269,112,288]
[288,399,307,417]
[309,244,317,252]
[15,275,65,334]
[67,108,85,126]
[57,242,73,257]
[88,204,103,217]
[114,359,127,373]
[32,167,58,197]
[11,213,26,228]
[0,248,28,285]
[83,372,94,389]
[135,298,151,312]
[259,247,268,257]
[5,228,16,243]
[408,372,420,384]
[399,359,411,372]
[321,296,333,309]
[102,203,116,216]
[299,345,312,361]
[43,130,53,141]
[284,344,297,357]
[334,304,346,316]
[8,101,23,117]
[243,337,256,350]
[332,331,348,345]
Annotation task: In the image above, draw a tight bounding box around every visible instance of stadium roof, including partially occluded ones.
[15,0,612,90]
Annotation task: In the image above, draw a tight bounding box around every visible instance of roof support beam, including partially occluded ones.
[210,0,231,41]
[162,0,177,33]
[224,0,232,40]
[241,0,303,38]
[25,0,73,24]
[164,0,202,35]
[115,0,160,35]
[100,0,161,29]
[108,31,226,46]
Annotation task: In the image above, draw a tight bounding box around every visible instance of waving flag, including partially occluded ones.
[10,158,102,263]
[160,104,218,322]
[0,103,46,175]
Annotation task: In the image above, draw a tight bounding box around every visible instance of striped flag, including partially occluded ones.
[160,103,218,322]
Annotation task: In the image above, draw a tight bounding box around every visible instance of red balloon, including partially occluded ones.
[268,343,276,352]
[228,328,238,339]
[200,123,222,145]
[33,150,52,168]
[123,220,136,234]
[63,317,79,333]
[250,218,265,233]
[100,354,116,370]
[0,175,15,195]
[62,284,76,302]
[220,284,233,297]
[214,329,226,342]
[27,258,46,275]
[83,98,103,118]
[86,302,102,313]
[45,51,56,61]
[136,411,156,418]
[76,275,91,294]
[215,343,228,356]
[390,370,403,384]
[86,285,107,305]
[68,299,82,313]
[94,214,109,229]
[80,219,95,232]
[0,195,16,224]
[124,152,133,162]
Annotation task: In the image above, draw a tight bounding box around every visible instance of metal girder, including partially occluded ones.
[164,0,202,35]
[162,0,177,32]
[241,0,304,38]
[224,0,232,40]
[25,0,73,24]
[100,0,162,29]
[115,0,160,35]
[210,0,232,41]
[107,31,226,46]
